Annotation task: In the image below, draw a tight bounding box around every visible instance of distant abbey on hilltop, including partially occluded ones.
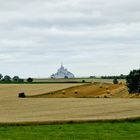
[51,64,75,78]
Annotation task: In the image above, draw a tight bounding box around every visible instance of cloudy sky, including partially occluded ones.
[0,0,140,78]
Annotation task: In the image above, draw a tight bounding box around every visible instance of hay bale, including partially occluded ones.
[62,90,66,94]
[104,95,107,98]
[18,92,26,98]
[119,82,123,85]
[99,84,103,88]
[74,90,78,94]
[106,90,110,94]
[106,86,109,90]
[104,95,110,98]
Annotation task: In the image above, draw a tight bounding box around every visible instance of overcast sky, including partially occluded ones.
[0,0,140,78]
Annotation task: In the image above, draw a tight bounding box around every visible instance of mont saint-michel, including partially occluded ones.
[51,64,75,78]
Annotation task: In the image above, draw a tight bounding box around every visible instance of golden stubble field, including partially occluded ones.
[0,84,82,98]
[0,84,140,124]
[31,83,126,98]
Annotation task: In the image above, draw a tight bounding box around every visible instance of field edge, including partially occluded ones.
[0,116,140,126]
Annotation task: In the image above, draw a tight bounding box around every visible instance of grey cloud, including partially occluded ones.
[0,0,140,77]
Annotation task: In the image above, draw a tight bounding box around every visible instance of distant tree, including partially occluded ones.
[0,73,3,80]
[3,75,11,82]
[113,78,118,84]
[120,74,127,79]
[126,69,140,94]
[18,79,24,83]
[27,77,33,83]
[82,80,85,83]
[101,75,126,79]
[89,76,96,78]
[13,76,20,82]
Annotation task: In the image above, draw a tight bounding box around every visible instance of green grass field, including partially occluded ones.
[0,122,140,140]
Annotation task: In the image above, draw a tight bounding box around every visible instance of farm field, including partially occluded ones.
[0,83,82,98]
[0,98,140,124]
[33,78,126,84]
[32,83,128,98]
[0,122,140,140]
[29,83,140,98]
[0,83,140,124]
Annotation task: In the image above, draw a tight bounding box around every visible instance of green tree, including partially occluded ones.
[113,78,118,84]
[126,69,140,93]
[0,74,3,80]
[13,76,20,82]
[3,75,11,82]
[27,77,33,83]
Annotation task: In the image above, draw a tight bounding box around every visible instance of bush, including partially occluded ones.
[113,78,118,84]
[126,69,140,94]
[82,80,85,83]
[27,77,33,83]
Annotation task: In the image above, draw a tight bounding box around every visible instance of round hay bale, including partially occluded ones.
[106,90,110,94]
[119,82,123,85]
[74,90,78,94]
[62,90,66,94]
[99,84,103,88]
[104,95,109,98]
[106,86,109,90]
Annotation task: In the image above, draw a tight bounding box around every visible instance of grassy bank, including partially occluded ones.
[0,122,140,140]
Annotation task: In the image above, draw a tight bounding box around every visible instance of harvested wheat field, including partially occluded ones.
[0,83,82,99]
[0,83,140,124]
[0,98,140,124]
[29,83,140,98]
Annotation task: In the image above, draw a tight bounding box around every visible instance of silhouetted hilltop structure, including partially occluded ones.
[51,64,75,78]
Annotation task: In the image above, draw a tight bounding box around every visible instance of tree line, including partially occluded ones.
[101,69,140,94]
[101,74,126,79]
[0,68,140,94]
[0,74,33,83]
